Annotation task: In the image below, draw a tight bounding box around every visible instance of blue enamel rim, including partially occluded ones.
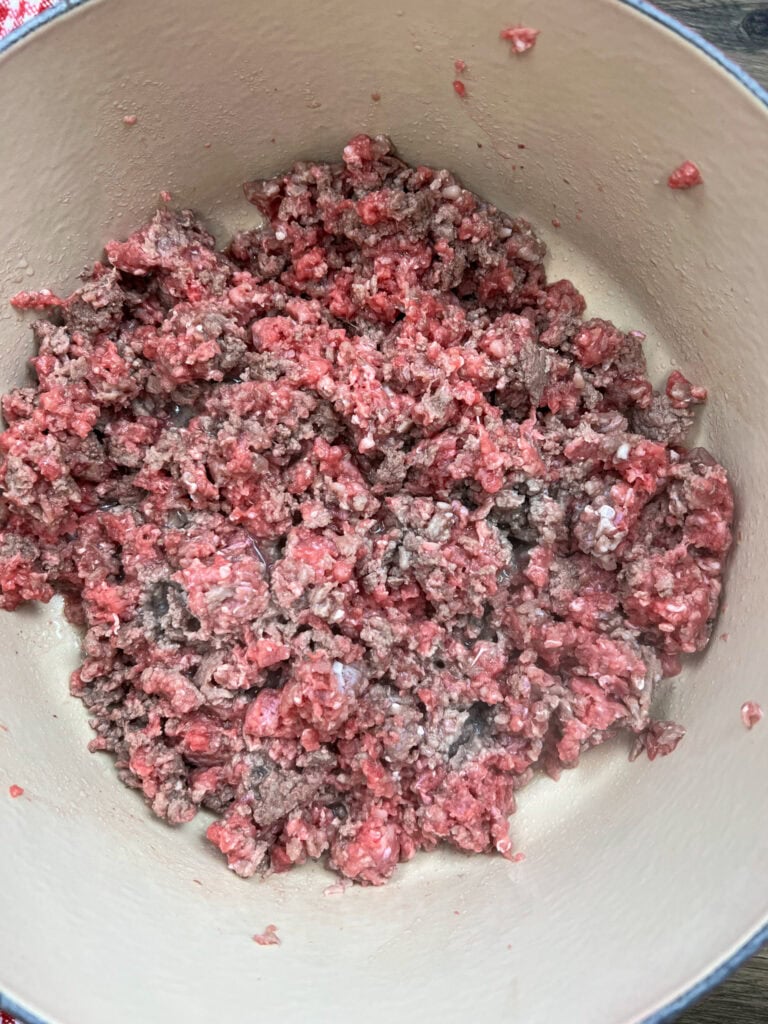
[0,1,766,1022]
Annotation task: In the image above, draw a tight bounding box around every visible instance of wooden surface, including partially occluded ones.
[636,2,768,1022]
[655,0,768,83]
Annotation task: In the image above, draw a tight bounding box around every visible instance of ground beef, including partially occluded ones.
[500,26,540,53]
[0,136,733,885]
[741,701,762,730]
[252,924,281,946]
[667,161,703,190]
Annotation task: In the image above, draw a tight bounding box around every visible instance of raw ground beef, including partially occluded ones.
[252,924,281,946]
[0,136,732,885]
[500,26,540,54]
[667,161,703,190]
[741,702,762,730]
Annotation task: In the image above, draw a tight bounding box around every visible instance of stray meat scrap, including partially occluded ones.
[0,136,732,885]
[252,924,281,946]
[741,702,763,730]
[500,25,540,53]
[667,160,703,190]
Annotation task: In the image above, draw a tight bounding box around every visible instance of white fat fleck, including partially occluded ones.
[595,504,618,542]
[274,228,287,241]
[332,661,362,691]
[595,534,623,553]
[442,184,461,200]
[615,443,630,460]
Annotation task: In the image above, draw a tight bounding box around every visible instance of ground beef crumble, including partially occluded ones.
[667,161,703,190]
[252,924,281,946]
[741,701,762,730]
[0,136,732,884]
[500,26,540,54]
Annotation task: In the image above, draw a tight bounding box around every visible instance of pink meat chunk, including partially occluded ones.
[741,701,762,730]
[667,161,704,190]
[500,26,540,53]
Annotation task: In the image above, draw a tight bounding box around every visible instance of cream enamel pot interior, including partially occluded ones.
[1,2,767,1023]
